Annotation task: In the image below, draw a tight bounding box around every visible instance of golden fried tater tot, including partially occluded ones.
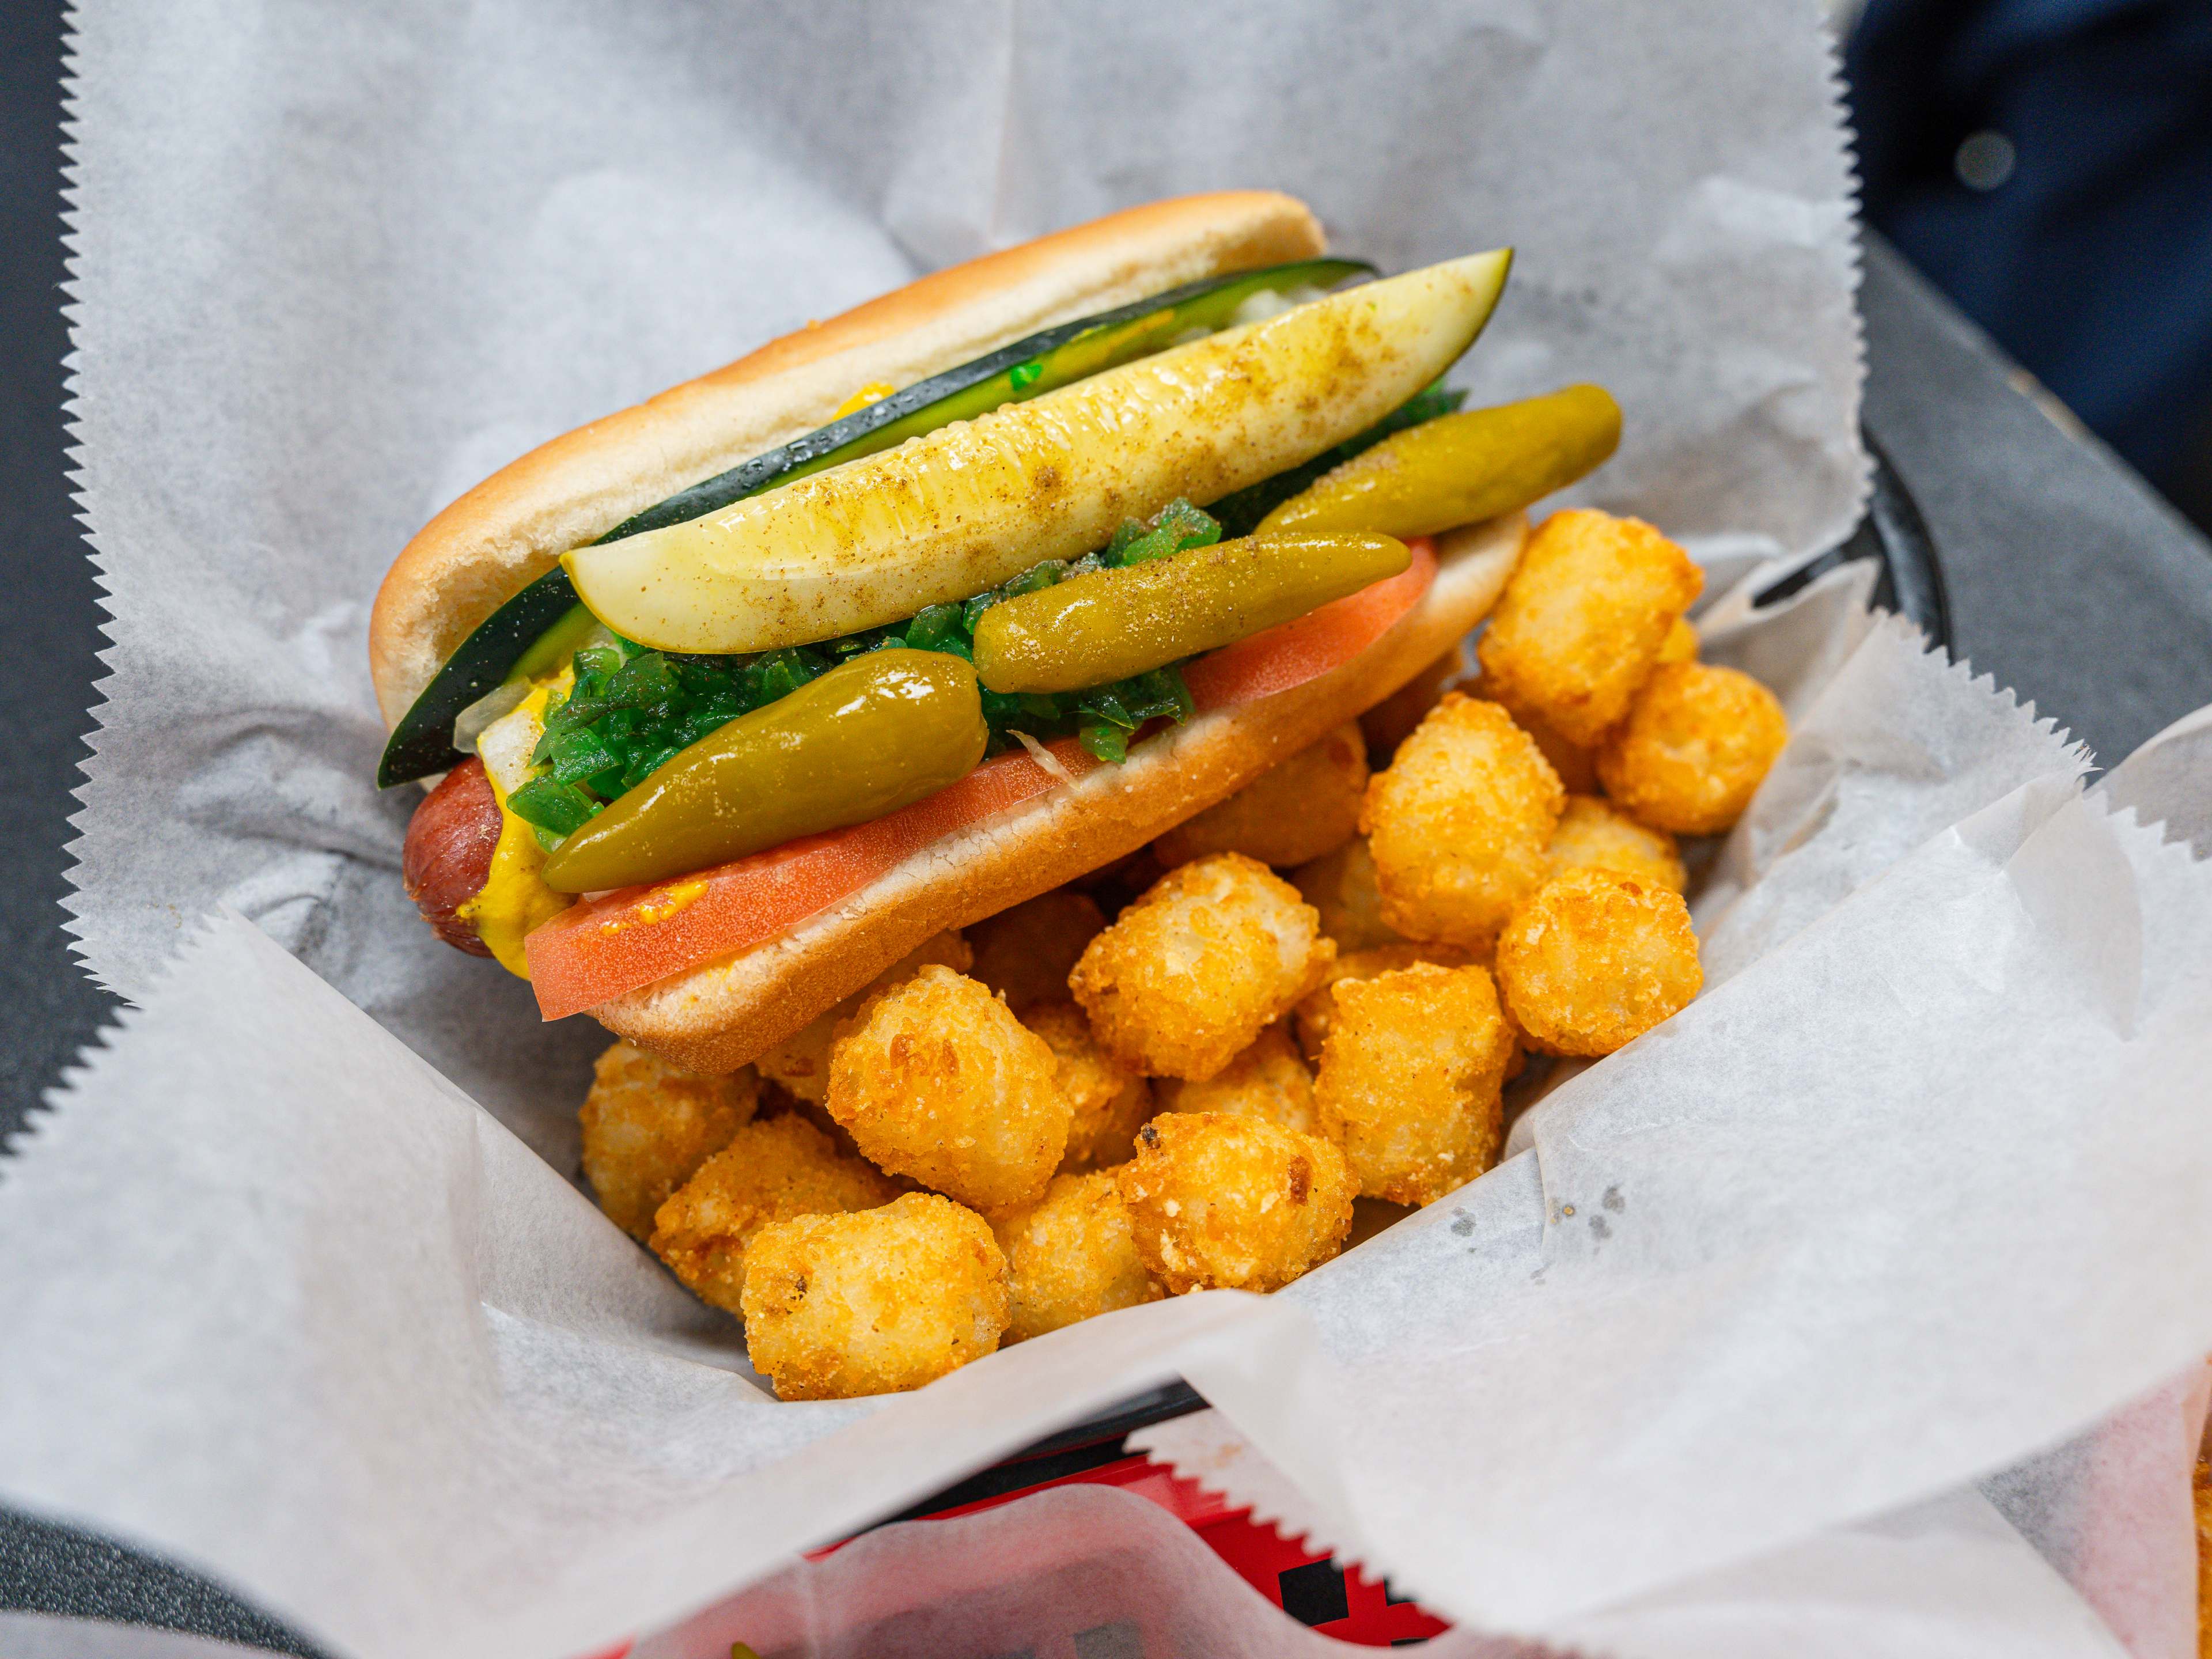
[1360,650,1460,762]
[648,1113,900,1314]
[1291,942,1475,1065]
[1464,670,1599,794]
[1070,853,1335,1082]
[1475,509,1704,747]
[756,929,972,1103]
[1315,963,1513,1206]
[740,1193,1008,1400]
[1596,661,1789,835]
[967,891,1106,1013]
[579,1041,759,1241]
[827,965,1071,1210]
[1360,694,1565,950]
[1291,836,1402,955]
[1116,1112,1356,1293]
[1152,721,1368,870]
[1495,868,1703,1056]
[1156,1021,1319,1136]
[1657,615,1699,665]
[990,1170,1163,1342]
[1546,794,1686,893]
[1021,1000,1153,1173]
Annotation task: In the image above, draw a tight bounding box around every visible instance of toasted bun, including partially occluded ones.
[598,513,1527,1073]
[369,191,1327,728]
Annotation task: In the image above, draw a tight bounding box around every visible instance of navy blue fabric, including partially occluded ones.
[1846,0,2212,483]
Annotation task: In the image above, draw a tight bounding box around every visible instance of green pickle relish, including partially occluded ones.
[503,498,1224,846]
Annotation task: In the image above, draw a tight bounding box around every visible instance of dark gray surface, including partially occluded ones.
[3,14,2211,1645]
[1859,239,2212,768]
[0,0,120,1153]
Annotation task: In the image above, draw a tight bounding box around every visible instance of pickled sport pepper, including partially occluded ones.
[537,650,987,893]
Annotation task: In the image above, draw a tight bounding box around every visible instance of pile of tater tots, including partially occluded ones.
[578,509,1790,1400]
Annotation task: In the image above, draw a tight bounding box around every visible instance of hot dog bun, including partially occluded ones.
[369,191,1327,729]
[598,512,1524,1074]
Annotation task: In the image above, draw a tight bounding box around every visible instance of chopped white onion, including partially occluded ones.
[452,680,529,755]
[1228,283,1325,328]
[1009,728,1074,783]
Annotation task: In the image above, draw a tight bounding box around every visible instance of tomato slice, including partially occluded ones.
[525,537,1434,1020]
[525,739,1100,1019]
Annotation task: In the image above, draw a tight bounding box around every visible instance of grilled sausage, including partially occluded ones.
[403,758,499,956]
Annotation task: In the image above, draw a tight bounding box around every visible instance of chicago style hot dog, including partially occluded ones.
[374,191,1622,1071]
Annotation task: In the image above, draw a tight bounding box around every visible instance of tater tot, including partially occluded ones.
[1116,1113,1356,1293]
[579,1041,759,1241]
[1156,1021,1319,1135]
[1291,942,1476,1065]
[1596,661,1789,835]
[1315,963,1513,1206]
[968,891,1105,1013]
[1360,650,1460,762]
[648,1113,900,1314]
[1021,1000,1153,1172]
[827,965,1071,1209]
[1546,794,1686,893]
[1152,722,1368,870]
[756,929,972,1103]
[1360,694,1565,950]
[1291,836,1402,954]
[1475,509,1705,747]
[1657,615,1699,665]
[740,1193,1009,1400]
[1494,868,1703,1056]
[1070,853,1335,1082]
[990,1170,1163,1342]
[1464,671,1598,794]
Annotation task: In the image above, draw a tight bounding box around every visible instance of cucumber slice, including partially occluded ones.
[377,256,1372,786]
[566,252,1511,656]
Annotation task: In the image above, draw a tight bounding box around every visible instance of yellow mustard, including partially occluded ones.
[831,381,897,419]
[599,877,710,937]
[457,681,574,979]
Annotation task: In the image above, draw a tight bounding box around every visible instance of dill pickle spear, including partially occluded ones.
[537,650,986,894]
[1257,384,1622,538]
[972,533,1410,696]
[563,252,1512,654]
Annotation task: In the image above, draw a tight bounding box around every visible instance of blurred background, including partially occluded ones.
[1841,0,2212,533]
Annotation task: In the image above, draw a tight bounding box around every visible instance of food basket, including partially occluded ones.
[795,434,1952,1647]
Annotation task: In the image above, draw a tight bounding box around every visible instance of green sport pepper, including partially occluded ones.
[970,532,1410,696]
[537,649,987,894]
[1257,384,1622,539]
